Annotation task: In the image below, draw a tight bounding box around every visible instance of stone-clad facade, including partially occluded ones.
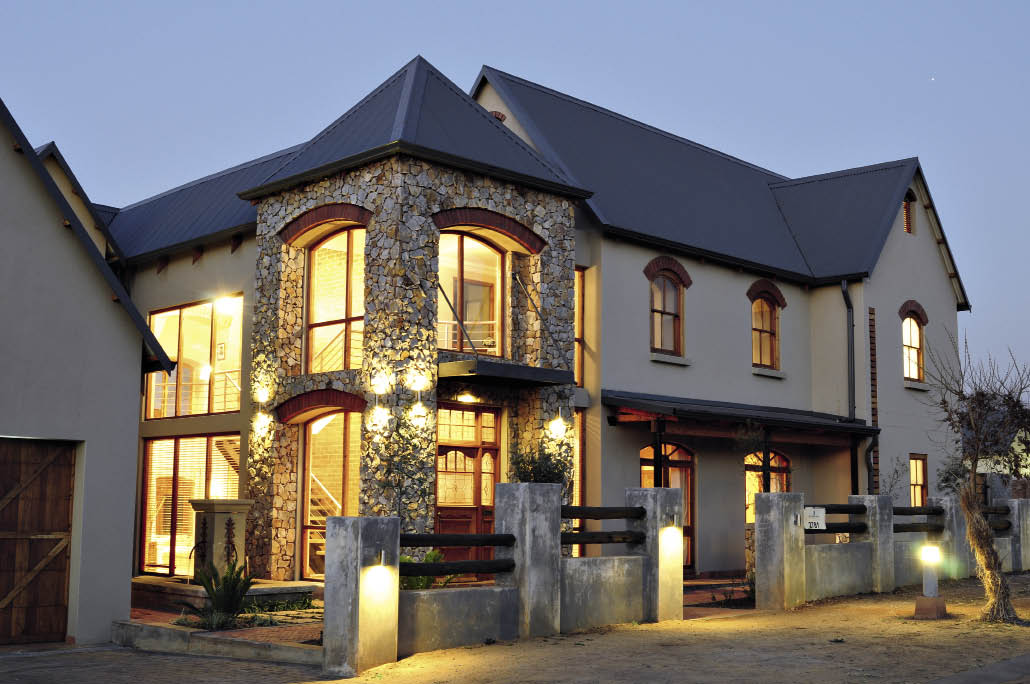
[246,155,575,579]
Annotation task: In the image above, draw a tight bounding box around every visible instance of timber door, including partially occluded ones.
[435,406,499,563]
[640,444,694,570]
[0,439,75,644]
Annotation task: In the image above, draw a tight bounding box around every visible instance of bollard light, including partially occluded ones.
[915,543,947,619]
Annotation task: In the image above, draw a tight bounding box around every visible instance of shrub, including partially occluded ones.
[399,549,444,590]
[180,559,255,630]
[509,443,572,486]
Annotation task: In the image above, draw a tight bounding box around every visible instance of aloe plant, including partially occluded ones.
[181,559,255,630]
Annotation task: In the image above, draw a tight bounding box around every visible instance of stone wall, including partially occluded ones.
[247,156,575,579]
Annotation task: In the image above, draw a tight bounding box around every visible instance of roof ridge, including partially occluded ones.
[769,158,917,189]
[118,143,303,211]
[419,64,570,183]
[481,65,788,181]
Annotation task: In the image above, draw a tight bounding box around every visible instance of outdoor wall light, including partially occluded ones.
[370,372,394,396]
[406,369,432,393]
[253,386,271,404]
[456,392,478,404]
[370,405,391,430]
[915,544,947,619]
[409,401,429,427]
[214,296,238,315]
[252,411,273,435]
[547,416,567,440]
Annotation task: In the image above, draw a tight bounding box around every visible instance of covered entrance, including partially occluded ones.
[435,405,500,562]
[0,438,75,644]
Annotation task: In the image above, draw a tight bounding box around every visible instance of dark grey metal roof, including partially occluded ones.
[473,66,813,277]
[1,97,173,372]
[242,56,584,200]
[106,144,301,259]
[602,389,879,436]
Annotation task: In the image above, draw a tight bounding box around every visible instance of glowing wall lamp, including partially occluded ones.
[547,416,567,440]
[253,385,271,404]
[370,372,394,396]
[915,544,947,619]
[252,411,273,436]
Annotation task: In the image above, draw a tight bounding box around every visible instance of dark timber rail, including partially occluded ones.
[894,506,945,516]
[806,504,867,515]
[561,506,646,520]
[400,533,515,548]
[399,559,515,577]
[894,522,945,534]
[561,531,644,545]
[984,505,1011,516]
[803,522,867,535]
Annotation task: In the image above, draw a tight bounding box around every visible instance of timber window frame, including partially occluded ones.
[750,296,779,369]
[437,232,505,357]
[574,267,585,386]
[909,454,928,507]
[649,271,683,355]
[902,316,924,382]
[306,227,366,373]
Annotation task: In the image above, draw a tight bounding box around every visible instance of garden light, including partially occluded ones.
[915,543,947,619]
[920,544,941,566]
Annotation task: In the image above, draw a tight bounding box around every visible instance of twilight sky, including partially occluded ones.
[3,1,1027,363]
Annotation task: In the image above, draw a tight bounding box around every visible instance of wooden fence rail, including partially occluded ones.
[399,533,516,548]
[893,506,945,517]
[561,531,644,545]
[894,522,946,534]
[398,559,516,577]
[561,506,646,520]
[805,504,867,515]
[804,522,867,535]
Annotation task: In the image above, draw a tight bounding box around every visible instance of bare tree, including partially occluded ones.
[926,338,1030,623]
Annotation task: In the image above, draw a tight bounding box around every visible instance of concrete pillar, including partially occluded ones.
[189,499,253,577]
[625,487,683,622]
[929,495,971,580]
[1014,499,1030,572]
[754,492,805,611]
[322,516,399,677]
[848,495,894,593]
[494,483,561,638]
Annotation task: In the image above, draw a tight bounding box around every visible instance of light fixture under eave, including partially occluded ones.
[456,392,478,404]
[547,416,567,440]
[214,295,240,316]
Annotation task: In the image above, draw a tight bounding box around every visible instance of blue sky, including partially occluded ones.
[4,1,1027,363]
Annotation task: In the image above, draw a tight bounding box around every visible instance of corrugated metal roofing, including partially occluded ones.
[770,159,918,278]
[474,66,814,277]
[106,144,301,258]
[248,56,574,198]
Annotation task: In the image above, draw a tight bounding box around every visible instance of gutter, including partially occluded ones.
[840,280,856,421]
[864,435,879,495]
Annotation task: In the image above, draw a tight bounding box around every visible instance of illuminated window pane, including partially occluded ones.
[308,229,364,372]
[902,316,923,381]
[437,234,502,355]
[142,440,175,572]
[310,232,349,324]
[744,451,790,524]
[178,303,212,416]
[481,452,495,506]
[438,449,475,506]
[650,274,681,354]
[751,298,778,369]
[212,296,243,413]
[349,229,365,318]
[309,323,347,374]
[209,435,240,500]
[574,269,584,386]
[147,311,179,419]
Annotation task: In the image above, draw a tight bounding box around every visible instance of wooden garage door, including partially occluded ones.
[0,439,74,644]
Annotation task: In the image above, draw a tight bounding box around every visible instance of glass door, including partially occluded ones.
[639,443,694,569]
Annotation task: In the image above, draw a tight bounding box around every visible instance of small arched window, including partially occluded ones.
[745,451,791,524]
[308,227,365,373]
[650,272,682,355]
[751,297,778,369]
[438,232,504,356]
[903,189,917,234]
[902,316,923,381]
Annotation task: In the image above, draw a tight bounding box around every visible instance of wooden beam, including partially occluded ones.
[192,246,204,264]
[0,536,68,611]
[62,219,71,228]
[12,142,22,153]
[230,233,243,254]
[156,255,169,274]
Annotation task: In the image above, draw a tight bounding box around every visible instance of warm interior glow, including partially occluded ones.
[308,228,365,372]
[370,372,394,395]
[902,316,923,381]
[199,364,212,382]
[920,544,942,565]
[438,233,503,355]
[547,416,567,440]
[744,452,790,524]
[303,411,360,578]
[309,414,335,435]
[456,392,478,403]
[370,405,391,429]
[214,296,239,316]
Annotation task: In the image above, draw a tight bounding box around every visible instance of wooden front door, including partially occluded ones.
[0,439,75,644]
[435,406,499,563]
[640,443,695,570]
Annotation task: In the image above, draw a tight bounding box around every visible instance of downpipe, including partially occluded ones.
[840,281,856,421]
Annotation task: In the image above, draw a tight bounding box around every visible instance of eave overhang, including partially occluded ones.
[439,358,574,387]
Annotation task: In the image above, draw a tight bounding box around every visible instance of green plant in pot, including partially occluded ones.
[180,559,255,630]
[509,443,572,489]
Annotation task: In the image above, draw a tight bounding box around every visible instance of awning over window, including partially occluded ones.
[275,388,367,424]
[439,358,573,387]
[603,389,878,437]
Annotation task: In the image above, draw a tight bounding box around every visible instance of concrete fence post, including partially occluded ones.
[625,487,684,622]
[997,498,1021,573]
[929,495,971,580]
[322,516,400,677]
[494,483,561,638]
[755,492,805,610]
[1015,499,1030,572]
[848,495,894,593]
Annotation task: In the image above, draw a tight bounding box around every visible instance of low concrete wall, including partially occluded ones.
[804,543,873,602]
[995,537,1013,573]
[894,542,923,587]
[111,620,321,666]
[560,556,644,633]
[398,587,518,657]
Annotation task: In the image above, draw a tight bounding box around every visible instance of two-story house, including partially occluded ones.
[93,56,966,581]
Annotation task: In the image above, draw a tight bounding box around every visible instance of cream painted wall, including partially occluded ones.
[42,157,107,255]
[0,140,143,644]
[863,185,961,503]
[474,83,538,152]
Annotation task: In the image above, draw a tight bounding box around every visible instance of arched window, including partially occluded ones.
[302,410,361,578]
[903,189,917,234]
[438,232,503,356]
[307,228,365,373]
[751,297,778,369]
[650,272,682,355]
[745,451,791,524]
[902,316,923,381]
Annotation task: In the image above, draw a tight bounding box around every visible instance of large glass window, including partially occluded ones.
[649,272,681,355]
[751,297,779,369]
[909,454,927,506]
[744,451,790,524]
[302,411,361,578]
[640,443,694,567]
[146,295,243,419]
[902,316,923,381]
[308,228,365,373]
[140,434,240,575]
[574,268,584,386]
[438,233,503,356]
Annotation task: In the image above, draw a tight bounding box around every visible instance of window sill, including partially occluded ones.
[904,380,931,392]
[752,367,785,380]
[650,352,691,367]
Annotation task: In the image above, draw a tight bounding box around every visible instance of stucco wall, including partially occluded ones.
[863,185,961,501]
[0,139,144,643]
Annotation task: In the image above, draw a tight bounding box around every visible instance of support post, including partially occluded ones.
[650,419,665,488]
[1014,499,1030,572]
[848,495,894,593]
[754,492,805,610]
[626,487,683,621]
[929,495,971,580]
[322,516,399,677]
[494,483,561,638]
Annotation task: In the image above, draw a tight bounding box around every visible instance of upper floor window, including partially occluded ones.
[438,233,503,356]
[751,297,779,369]
[574,267,584,385]
[902,316,923,381]
[650,272,682,355]
[308,228,365,373]
[903,189,917,234]
[146,295,243,419]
